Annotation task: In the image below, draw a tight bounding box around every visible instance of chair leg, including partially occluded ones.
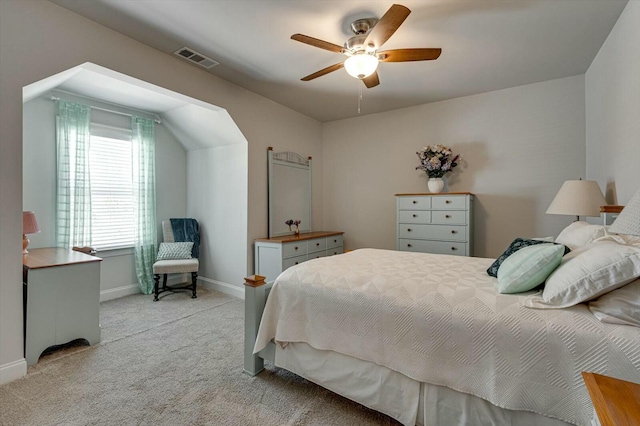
[162,274,168,290]
[191,272,197,298]
[153,274,160,301]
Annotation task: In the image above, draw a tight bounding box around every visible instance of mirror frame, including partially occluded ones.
[268,148,312,237]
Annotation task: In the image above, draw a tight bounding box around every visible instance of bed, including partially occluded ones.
[245,238,640,425]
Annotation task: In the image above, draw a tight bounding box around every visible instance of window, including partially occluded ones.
[89,128,135,250]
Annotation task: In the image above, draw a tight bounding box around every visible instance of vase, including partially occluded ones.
[428,178,445,193]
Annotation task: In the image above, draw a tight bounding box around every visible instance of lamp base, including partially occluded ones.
[23,234,29,254]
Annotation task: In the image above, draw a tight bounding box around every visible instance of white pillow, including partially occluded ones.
[555,221,606,250]
[589,279,640,327]
[524,241,640,309]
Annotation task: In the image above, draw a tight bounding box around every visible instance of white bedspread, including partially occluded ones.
[254,249,640,426]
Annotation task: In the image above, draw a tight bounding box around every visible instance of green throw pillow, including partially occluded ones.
[497,244,564,294]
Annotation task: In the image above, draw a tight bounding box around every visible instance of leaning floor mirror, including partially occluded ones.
[268,148,312,237]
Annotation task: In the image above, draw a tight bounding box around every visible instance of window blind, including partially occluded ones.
[89,134,135,250]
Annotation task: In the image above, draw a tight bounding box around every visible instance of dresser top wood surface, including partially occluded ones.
[23,247,102,269]
[395,192,474,196]
[255,231,343,244]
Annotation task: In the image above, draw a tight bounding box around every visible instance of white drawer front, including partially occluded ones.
[283,241,307,258]
[432,196,466,210]
[398,196,431,211]
[398,210,431,224]
[327,235,343,249]
[327,246,344,256]
[398,239,467,256]
[283,254,308,269]
[398,224,467,242]
[431,210,467,225]
[308,238,327,253]
[309,251,328,260]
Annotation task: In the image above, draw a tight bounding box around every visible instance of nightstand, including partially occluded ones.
[582,372,640,426]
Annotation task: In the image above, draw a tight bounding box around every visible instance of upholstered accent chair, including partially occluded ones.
[152,220,199,301]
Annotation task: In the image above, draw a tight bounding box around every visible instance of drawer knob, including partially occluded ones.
[445,214,451,218]
[316,256,320,258]
[295,246,298,250]
[445,200,451,204]
[412,200,417,204]
[316,242,320,246]
[334,239,337,243]
[407,228,412,232]
[412,214,417,218]
[333,251,337,255]
[451,230,457,234]
[295,261,299,265]
[451,247,457,251]
[407,244,412,247]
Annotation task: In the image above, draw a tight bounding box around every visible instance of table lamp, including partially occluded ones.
[546,179,607,221]
[23,211,40,254]
[609,189,640,236]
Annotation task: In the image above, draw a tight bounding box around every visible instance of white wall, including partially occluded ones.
[22,93,188,300]
[188,143,248,295]
[0,0,321,382]
[322,76,586,258]
[586,1,640,204]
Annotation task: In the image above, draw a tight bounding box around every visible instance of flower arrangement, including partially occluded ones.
[416,144,460,178]
[285,219,294,231]
[285,219,302,234]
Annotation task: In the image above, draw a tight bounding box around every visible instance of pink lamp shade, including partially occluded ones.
[22,211,40,254]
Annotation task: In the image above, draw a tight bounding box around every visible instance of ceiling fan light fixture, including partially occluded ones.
[344,53,379,79]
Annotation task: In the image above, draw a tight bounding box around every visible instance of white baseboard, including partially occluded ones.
[99,276,186,302]
[0,358,27,385]
[100,284,140,302]
[198,276,244,299]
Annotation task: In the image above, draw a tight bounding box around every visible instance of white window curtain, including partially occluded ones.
[132,116,157,294]
[56,100,92,248]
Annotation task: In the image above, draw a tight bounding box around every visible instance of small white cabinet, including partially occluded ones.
[396,193,474,256]
[255,231,344,283]
[23,248,102,365]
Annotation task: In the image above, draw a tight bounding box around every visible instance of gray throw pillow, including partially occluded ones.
[156,242,194,260]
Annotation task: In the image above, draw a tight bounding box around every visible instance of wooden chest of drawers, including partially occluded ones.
[255,231,344,283]
[396,193,474,256]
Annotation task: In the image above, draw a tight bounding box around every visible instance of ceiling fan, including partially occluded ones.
[291,4,441,88]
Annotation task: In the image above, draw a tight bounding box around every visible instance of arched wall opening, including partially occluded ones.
[22,63,248,300]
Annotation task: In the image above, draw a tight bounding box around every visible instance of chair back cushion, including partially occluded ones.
[162,220,175,242]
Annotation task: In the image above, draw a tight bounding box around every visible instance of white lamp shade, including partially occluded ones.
[344,54,379,79]
[546,180,606,217]
[609,189,640,236]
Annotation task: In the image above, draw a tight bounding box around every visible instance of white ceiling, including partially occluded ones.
[50,0,627,122]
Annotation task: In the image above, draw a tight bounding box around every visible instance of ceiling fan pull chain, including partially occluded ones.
[358,83,363,114]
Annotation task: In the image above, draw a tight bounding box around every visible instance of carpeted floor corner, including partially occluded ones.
[0,287,398,425]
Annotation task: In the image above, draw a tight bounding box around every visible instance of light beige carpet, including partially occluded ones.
[0,287,398,425]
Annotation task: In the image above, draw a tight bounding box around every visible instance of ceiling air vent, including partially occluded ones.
[174,47,219,69]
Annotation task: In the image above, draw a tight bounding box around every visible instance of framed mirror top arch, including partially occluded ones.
[268,147,312,237]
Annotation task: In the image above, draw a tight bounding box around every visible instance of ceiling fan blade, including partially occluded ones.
[301,62,345,81]
[364,4,411,50]
[291,34,343,54]
[379,48,442,62]
[362,71,380,88]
